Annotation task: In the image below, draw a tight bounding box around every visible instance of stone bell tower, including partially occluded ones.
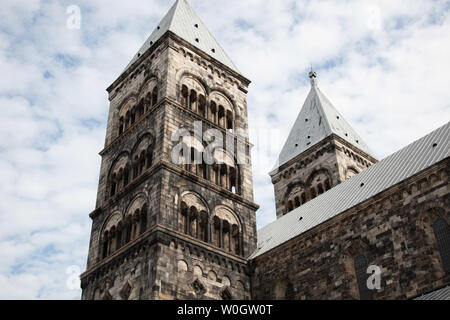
[80,0,258,300]
[270,71,378,219]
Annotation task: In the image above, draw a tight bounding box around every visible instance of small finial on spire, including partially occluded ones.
[309,68,317,87]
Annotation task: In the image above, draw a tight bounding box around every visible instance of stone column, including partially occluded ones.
[100,237,105,258]
[107,233,113,256]
[235,166,239,194]
[188,92,191,111]
[121,224,126,247]
[186,209,190,235]
[207,219,211,243]
[238,234,243,256]
[219,219,223,248]
[196,211,200,239]
[130,220,135,241]
[135,214,141,237]
[112,229,118,252]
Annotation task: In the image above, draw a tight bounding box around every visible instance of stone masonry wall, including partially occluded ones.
[152,236,251,300]
[252,159,449,300]
[82,32,258,300]
[271,135,377,219]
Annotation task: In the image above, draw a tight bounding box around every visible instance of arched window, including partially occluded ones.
[99,213,125,261]
[285,282,295,300]
[226,110,233,131]
[317,183,324,195]
[212,165,219,185]
[218,105,225,128]
[221,287,232,300]
[102,232,109,259]
[354,254,372,300]
[130,109,135,125]
[325,179,331,191]
[119,117,124,135]
[180,202,188,234]
[110,176,116,197]
[125,216,132,243]
[181,85,189,107]
[294,197,300,208]
[229,167,237,193]
[109,227,117,253]
[117,169,124,191]
[211,207,242,255]
[287,200,294,212]
[219,164,227,188]
[136,100,144,118]
[199,163,207,180]
[123,166,130,186]
[213,216,221,247]
[140,206,148,235]
[222,220,230,252]
[310,187,316,199]
[152,87,158,107]
[133,156,139,179]
[125,110,130,130]
[144,93,151,111]
[146,147,153,169]
[210,101,217,124]
[131,211,140,240]
[301,193,306,204]
[231,225,240,255]
[433,218,450,273]
[189,90,197,111]
[199,211,208,242]
[116,223,122,250]
[198,95,206,117]
[138,152,144,174]
[189,207,198,237]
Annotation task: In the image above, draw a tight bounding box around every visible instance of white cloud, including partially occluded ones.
[0,0,449,299]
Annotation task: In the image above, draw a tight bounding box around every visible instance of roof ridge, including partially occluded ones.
[313,85,333,135]
[167,0,181,27]
[255,122,449,258]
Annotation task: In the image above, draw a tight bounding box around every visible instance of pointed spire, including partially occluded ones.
[273,70,376,169]
[123,0,239,74]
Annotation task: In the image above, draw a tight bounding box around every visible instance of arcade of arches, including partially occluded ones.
[178,193,243,256]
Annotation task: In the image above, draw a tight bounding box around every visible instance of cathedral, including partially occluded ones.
[80,0,450,300]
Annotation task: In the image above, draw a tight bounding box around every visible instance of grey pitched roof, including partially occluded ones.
[273,74,376,171]
[253,122,450,258]
[415,286,450,300]
[123,0,239,74]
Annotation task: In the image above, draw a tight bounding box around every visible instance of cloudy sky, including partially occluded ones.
[0,0,449,299]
